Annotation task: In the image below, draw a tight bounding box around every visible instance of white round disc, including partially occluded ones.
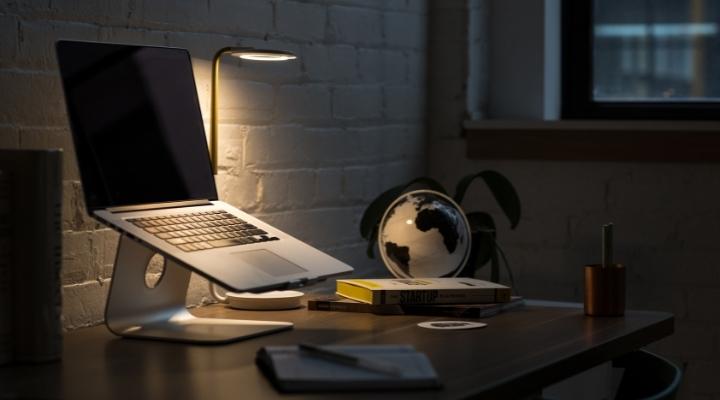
[225,290,304,310]
[417,320,487,330]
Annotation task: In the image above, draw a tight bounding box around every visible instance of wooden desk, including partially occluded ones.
[0,302,672,399]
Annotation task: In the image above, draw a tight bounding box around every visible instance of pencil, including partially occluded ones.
[298,343,403,377]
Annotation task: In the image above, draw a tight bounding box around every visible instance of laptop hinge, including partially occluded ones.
[107,199,213,213]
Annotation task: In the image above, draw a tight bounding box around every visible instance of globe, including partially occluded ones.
[378,189,472,278]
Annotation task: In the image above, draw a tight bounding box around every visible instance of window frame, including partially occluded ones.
[561,0,720,120]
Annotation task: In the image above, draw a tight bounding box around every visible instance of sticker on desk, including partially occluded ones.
[417,321,488,330]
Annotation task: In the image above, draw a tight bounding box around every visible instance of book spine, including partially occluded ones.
[309,301,373,313]
[378,288,511,305]
[309,300,405,315]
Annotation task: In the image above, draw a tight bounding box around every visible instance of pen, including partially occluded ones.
[298,343,403,377]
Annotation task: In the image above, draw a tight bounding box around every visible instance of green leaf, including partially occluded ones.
[366,228,378,259]
[454,171,521,229]
[495,241,518,295]
[490,246,500,283]
[461,212,496,276]
[359,177,448,240]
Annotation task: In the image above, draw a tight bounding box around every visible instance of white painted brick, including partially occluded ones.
[347,126,383,162]
[62,279,110,330]
[384,0,427,13]
[140,0,209,32]
[384,11,425,48]
[244,124,304,168]
[328,6,383,46]
[257,169,314,211]
[276,1,326,41]
[288,169,316,209]
[18,20,100,70]
[328,45,358,82]
[216,170,259,210]
[302,44,357,82]
[384,85,423,120]
[323,242,387,275]
[275,85,331,121]
[302,127,361,166]
[256,207,361,248]
[407,50,425,83]
[218,80,274,121]
[333,85,382,119]
[0,126,19,148]
[301,44,332,82]
[358,48,383,82]
[382,49,407,82]
[0,14,18,68]
[62,181,101,232]
[208,0,273,37]
[98,27,168,47]
[62,231,95,284]
[0,71,67,126]
[342,166,374,202]
[329,0,384,9]
[216,124,246,171]
[315,168,343,205]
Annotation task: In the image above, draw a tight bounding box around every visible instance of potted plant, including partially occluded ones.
[359,171,521,287]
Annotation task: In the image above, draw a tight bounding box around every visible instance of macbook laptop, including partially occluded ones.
[56,40,353,292]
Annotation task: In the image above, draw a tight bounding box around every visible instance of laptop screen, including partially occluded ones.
[56,41,217,211]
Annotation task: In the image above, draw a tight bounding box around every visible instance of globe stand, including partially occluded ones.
[104,234,293,343]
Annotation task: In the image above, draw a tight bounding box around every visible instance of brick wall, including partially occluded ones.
[0,0,428,330]
[427,2,720,399]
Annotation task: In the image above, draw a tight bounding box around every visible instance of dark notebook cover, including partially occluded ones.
[256,345,441,392]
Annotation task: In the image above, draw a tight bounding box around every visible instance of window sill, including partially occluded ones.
[464,119,720,162]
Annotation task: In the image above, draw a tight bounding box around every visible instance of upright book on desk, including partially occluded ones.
[256,344,440,392]
[336,278,511,305]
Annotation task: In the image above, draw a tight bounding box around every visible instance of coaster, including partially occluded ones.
[225,290,304,310]
[417,321,488,330]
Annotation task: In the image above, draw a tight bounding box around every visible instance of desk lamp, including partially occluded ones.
[209,47,300,308]
[210,47,297,174]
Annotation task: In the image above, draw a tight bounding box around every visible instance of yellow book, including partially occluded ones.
[336,278,511,305]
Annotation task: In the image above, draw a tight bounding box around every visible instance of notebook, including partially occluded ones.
[256,344,441,392]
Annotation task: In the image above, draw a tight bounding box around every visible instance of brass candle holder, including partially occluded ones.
[584,223,625,317]
[584,263,625,316]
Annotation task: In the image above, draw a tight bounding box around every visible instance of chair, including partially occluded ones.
[613,350,683,400]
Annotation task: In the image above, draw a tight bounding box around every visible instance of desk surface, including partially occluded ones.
[1,301,673,400]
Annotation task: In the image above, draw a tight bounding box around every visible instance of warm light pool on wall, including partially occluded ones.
[210,47,298,174]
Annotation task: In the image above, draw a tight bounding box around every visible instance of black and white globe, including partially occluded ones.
[378,190,471,278]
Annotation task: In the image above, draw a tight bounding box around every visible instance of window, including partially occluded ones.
[562,0,720,119]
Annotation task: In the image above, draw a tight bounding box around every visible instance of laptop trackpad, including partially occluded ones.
[233,249,307,277]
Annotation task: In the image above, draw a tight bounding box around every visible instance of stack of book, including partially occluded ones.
[309,278,523,318]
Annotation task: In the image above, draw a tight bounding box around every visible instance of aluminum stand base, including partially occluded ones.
[104,235,292,343]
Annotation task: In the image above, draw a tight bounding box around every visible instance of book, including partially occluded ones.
[256,344,440,392]
[308,295,525,318]
[336,278,511,305]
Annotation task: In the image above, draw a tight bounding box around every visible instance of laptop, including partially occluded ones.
[55,40,353,293]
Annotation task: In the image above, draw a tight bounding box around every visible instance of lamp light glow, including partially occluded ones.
[232,50,297,62]
[210,47,297,174]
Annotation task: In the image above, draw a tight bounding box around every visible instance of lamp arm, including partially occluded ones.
[210,47,252,175]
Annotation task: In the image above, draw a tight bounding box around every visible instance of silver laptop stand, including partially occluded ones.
[104,234,293,343]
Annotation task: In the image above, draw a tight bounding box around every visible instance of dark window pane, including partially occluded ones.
[593,0,720,101]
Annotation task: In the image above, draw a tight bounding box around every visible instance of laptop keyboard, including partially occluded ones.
[127,210,279,252]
